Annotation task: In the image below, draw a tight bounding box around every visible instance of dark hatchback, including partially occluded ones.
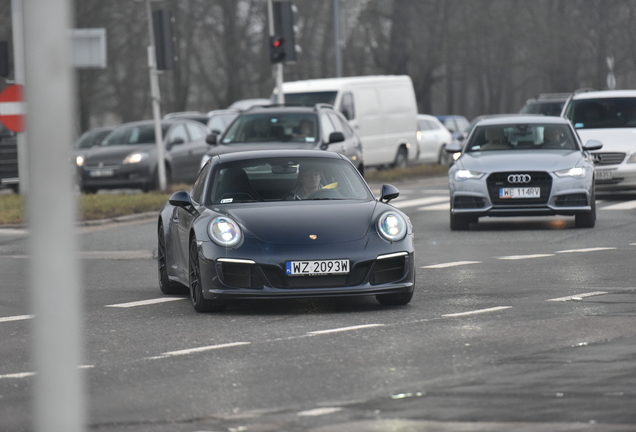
[77,119,210,193]
[158,149,414,312]
[202,104,365,175]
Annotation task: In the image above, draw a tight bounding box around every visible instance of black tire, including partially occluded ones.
[376,290,414,306]
[189,237,226,313]
[575,192,596,228]
[9,184,19,194]
[158,224,188,295]
[80,185,97,194]
[392,147,408,169]
[450,212,471,230]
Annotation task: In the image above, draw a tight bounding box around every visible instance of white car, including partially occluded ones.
[562,90,636,191]
[416,114,453,165]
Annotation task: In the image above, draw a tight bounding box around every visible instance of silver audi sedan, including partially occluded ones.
[446,115,602,230]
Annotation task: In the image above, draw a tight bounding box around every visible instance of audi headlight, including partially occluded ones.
[627,153,636,164]
[377,211,407,242]
[76,155,85,167]
[455,169,485,180]
[208,216,242,247]
[555,167,586,178]
[122,152,149,164]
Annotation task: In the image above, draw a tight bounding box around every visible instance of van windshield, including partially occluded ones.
[564,97,636,129]
[283,91,338,106]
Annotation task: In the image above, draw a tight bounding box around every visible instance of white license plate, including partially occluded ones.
[286,259,350,276]
[89,169,114,177]
[596,171,613,180]
[499,187,540,199]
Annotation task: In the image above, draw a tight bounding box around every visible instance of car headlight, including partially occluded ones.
[455,169,485,180]
[76,155,84,167]
[554,167,586,178]
[627,153,636,164]
[208,216,242,247]
[377,211,407,242]
[122,152,149,164]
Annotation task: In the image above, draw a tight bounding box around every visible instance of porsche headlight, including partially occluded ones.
[76,155,85,167]
[377,211,407,242]
[554,167,586,178]
[208,217,242,247]
[455,169,485,180]
[122,152,149,164]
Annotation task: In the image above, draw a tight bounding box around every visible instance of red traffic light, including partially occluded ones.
[272,37,283,48]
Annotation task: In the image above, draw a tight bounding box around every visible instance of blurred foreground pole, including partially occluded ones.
[23,0,85,431]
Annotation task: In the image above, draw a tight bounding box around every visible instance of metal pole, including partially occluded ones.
[268,0,285,104]
[11,0,29,196]
[333,0,342,78]
[22,0,85,430]
[146,0,167,191]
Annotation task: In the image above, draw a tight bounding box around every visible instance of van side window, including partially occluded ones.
[340,92,355,120]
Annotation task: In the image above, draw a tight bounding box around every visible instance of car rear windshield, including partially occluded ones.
[221,113,319,144]
[208,157,372,204]
[466,124,578,152]
[282,91,338,106]
[101,124,171,146]
[564,97,636,129]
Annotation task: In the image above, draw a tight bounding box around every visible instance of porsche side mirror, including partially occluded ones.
[169,190,193,209]
[380,184,400,204]
[583,139,603,151]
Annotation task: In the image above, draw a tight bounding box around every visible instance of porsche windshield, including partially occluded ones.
[209,157,372,204]
[564,97,636,129]
[466,124,578,152]
[221,113,319,144]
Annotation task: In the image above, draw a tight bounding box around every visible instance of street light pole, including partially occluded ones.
[145,0,167,191]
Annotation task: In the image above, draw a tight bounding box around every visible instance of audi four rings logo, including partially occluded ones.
[507,174,532,183]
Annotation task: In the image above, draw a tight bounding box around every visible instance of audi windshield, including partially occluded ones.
[466,124,578,152]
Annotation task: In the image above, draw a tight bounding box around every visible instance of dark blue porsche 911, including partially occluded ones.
[157,149,415,312]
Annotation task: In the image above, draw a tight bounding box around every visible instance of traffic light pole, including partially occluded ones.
[267,0,285,104]
[11,0,29,196]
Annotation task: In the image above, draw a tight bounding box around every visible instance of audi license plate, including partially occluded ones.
[286,259,349,276]
[88,169,114,177]
[499,187,540,199]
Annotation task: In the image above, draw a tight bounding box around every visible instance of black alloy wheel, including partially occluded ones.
[189,237,226,313]
[158,224,187,295]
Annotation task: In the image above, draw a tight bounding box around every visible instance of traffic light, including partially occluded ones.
[270,35,285,63]
[269,1,296,64]
[153,9,176,70]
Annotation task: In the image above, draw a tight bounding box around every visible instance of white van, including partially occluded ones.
[274,75,419,169]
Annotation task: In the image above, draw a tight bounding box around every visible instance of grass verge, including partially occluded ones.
[0,164,448,226]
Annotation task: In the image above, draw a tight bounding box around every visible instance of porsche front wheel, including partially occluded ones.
[189,238,226,313]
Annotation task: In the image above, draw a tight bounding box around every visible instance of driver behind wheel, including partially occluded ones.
[286,163,323,200]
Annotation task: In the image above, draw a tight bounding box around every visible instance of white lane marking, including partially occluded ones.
[298,407,343,417]
[0,228,28,235]
[105,298,186,308]
[630,243,636,246]
[601,200,636,210]
[546,291,608,302]
[392,196,448,209]
[0,372,35,379]
[0,314,33,323]
[81,250,154,260]
[498,254,554,260]
[417,202,450,211]
[162,342,250,357]
[556,247,616,253]
[443,306,512,318]
[308,324,384,335]
[422,261,481,269]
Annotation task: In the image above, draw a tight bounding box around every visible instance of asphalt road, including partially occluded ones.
[1,177,635,432]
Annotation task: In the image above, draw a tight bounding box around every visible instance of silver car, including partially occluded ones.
[446,115,602,230]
